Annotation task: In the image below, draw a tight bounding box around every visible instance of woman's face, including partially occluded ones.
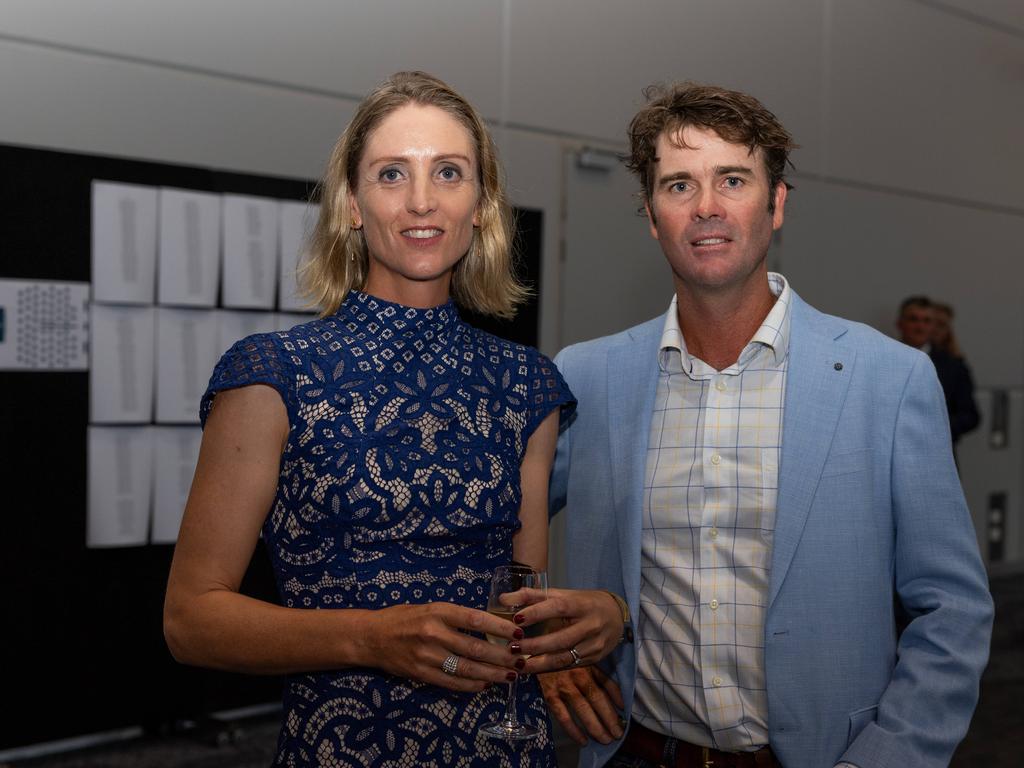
[350,103,481,307]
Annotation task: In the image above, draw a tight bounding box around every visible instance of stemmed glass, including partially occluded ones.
[480,564,548,741]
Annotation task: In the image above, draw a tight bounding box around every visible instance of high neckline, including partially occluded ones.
[341,289,460,338]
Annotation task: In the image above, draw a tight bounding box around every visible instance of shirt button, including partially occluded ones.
[710,454,721,465]
[709,599,719,610]
[712,676,723,687]
[715,379,726,392]
[709,527,718,538]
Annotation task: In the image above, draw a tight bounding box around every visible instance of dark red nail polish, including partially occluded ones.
[513,614,525,625]
[510,642,522,654]
[513,628,524,640]
[506,671,517,681]
[514,658,526,670]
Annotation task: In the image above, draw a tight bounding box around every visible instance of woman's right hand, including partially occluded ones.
[357,602,525,692]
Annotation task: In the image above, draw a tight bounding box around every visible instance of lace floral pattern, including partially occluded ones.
[202,291,574,767]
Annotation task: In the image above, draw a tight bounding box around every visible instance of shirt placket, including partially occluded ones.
[699,369,739,744]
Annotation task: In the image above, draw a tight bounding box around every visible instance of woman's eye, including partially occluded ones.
[438,166,461,181]
[379,168,402,182]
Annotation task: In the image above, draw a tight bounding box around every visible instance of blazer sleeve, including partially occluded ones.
[842,354,993,768]
[548,346,575,518]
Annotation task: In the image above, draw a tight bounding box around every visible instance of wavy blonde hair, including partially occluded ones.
[303,71,527,319]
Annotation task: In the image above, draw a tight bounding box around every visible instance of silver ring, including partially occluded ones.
[569,647,582,666]
[441,654,460,676]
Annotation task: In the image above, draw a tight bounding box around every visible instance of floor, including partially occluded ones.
[6,569,1021,768]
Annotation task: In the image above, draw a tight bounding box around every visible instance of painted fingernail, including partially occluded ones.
[510,643,522,654]
[506,672,517,682]
[513,614,525,625]
[514,658,526,670]
[512,628,524,640]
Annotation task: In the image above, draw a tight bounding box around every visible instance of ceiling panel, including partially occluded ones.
[0,0,505,118]
[507,0,826,174]
[827,0,1024,209]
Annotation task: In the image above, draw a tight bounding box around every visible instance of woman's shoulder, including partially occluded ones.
[456,322,558,375]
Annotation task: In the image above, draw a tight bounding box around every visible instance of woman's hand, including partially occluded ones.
[358,603,525,692]
[512,588,624,672]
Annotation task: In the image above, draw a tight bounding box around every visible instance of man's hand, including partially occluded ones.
[539,666,625,746]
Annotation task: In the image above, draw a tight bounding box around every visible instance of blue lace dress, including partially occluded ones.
[201,291,574,767]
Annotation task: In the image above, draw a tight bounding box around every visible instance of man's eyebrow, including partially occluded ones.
[715,165,755,176]
[655,170,694,186]
[654,165,756,186]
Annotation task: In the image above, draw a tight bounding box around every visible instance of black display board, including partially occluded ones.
[0,143,541,751]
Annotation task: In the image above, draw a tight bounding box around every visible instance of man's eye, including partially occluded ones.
[671,182,689,192]
[724,177,744,188]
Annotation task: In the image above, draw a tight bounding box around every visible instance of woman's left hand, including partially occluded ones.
[512,588,624,673]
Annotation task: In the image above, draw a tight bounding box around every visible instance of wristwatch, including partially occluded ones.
[602,591,634,644]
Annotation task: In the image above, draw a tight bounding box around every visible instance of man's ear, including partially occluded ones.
[771,183,787,231]
[645,200,659,240]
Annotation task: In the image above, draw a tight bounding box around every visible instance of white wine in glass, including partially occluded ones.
[480,565,548,740]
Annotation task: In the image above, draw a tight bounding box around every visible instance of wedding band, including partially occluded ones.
[441,654,461,676]
[569,647,582,666]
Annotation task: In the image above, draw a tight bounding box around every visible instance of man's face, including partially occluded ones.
[645,125,786,297]
[898,304,934,348]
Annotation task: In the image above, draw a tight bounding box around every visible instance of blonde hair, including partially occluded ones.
[303,71,528,319]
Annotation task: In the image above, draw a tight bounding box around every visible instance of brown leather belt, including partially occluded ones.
[619,721,780,768]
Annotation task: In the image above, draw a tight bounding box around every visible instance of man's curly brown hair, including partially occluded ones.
[626,82,797,213]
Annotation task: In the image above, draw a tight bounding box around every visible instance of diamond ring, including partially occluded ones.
[441,654,460,676]
[569,647,582,666]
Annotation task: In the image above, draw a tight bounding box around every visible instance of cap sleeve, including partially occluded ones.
[200,333,294,427]
[523,351,577,444]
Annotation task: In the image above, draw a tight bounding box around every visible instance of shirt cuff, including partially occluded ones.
[835,763,860,768]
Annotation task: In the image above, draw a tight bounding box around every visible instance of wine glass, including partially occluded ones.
[480,564,548,740]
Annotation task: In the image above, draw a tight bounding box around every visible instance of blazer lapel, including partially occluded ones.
[606,320,662,605]
[769,295,854,610]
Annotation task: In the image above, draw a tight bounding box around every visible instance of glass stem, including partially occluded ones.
[501,675,520,729]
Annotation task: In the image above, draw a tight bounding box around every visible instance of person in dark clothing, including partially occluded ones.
[930,301,981,443]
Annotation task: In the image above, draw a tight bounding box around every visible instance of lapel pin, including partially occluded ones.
[834,362,844,371]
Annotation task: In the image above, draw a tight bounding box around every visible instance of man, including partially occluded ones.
[898,296,980,446]
[532,83,993,768]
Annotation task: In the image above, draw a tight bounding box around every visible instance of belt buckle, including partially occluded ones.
[702,746,715,767]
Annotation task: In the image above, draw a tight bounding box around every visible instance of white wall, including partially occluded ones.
[2,0,1023,564]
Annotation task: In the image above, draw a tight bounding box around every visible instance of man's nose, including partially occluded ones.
[694,188,724,219]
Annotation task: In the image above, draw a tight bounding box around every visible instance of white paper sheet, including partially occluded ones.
[89,303,156,423]
[158,187,221,307]
[278,200,318,311]
[222,194,279,309]
[91,181,158,304]
[151,426,202,544]
[87,426,153,547]
[217,310,279,353]
[0,279,89,370]
[155,307,219,424]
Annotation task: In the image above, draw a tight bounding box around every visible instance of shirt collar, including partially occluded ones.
[658,272,793,375]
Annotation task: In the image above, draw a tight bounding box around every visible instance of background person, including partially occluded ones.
[164,71,575,767]
[525,82,993,768]
[930,300,981,446]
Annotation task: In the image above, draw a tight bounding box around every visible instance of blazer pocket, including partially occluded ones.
[847,704,878,748]
[821,448,873,478]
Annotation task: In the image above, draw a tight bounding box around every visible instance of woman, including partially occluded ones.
[164,71,575,766]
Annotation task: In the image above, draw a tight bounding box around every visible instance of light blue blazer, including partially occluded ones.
[550,291,993,768]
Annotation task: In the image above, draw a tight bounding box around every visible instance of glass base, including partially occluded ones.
[479,721,540,741]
